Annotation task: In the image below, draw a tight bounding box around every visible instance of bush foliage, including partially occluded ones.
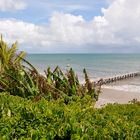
[0,93,140,140]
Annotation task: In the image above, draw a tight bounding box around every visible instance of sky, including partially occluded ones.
[0,0,140,53]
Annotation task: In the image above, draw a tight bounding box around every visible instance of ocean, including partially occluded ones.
[26,54,140,92]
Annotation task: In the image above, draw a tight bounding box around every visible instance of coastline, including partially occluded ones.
[95,88,140,108]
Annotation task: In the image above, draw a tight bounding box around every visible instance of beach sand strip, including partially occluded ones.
[95,88,140,108]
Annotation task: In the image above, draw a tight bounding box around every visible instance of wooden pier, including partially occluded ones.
[94,72,140,86]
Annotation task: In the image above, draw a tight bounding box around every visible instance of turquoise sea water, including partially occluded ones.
[27,54,140,93]
[26,54,140,78]
[26,54,140,92]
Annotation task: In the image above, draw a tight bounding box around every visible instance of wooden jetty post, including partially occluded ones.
[94,72,140,86]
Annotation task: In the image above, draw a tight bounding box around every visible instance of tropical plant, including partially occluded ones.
[0,37,100,102]
[0,35,25,72]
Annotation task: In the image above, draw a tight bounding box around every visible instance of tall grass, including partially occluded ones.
[0,37,100,102]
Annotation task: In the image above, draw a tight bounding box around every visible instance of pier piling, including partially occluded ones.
[95,72,140,86]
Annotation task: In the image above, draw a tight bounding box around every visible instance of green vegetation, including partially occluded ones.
[0,35,25,72]
[0,93,140,139]
[0,37,140,139]
[0,37,100,102]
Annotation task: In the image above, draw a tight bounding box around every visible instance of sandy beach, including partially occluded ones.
[95,88,140,108]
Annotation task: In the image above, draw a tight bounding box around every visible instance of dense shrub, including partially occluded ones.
[0,93,140,140]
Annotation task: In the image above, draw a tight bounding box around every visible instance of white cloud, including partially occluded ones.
[0,0,140,52]
[48,12,90,45]
[101,0,140,44]
[0,0,26,11]
[0,19,51,46]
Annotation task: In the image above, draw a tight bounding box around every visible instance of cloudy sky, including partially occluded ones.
[0,0,140,53]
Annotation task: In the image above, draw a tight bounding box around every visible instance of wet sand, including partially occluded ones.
[95,88,140,108]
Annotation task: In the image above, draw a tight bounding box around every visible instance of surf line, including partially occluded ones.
[94,72,140,86]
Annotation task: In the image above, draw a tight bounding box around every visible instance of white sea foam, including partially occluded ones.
[103,85,140,93]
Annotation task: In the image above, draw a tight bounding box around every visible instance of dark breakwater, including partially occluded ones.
[95,72,140,86]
